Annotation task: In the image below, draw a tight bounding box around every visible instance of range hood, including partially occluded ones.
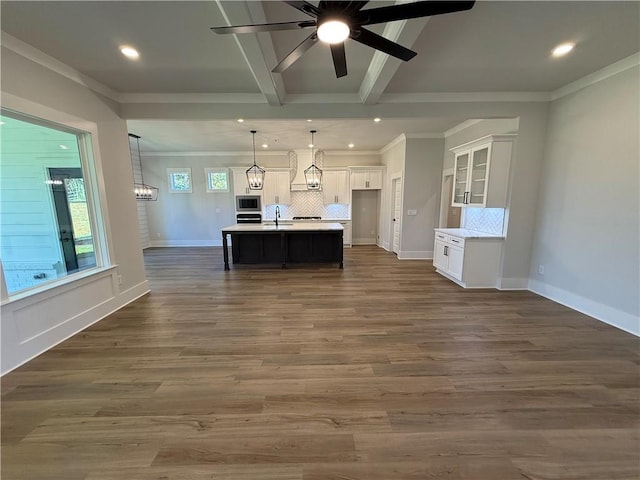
[290,149,313,191]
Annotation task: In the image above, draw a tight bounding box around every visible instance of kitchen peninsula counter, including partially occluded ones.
[221,222,344,270]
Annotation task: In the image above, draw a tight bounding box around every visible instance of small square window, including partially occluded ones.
[167,168,192,193]
[205,168,229,193]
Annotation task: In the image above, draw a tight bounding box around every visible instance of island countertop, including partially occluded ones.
[222,222,344,232]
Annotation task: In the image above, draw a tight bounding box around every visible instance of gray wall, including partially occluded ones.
[529,66,640,334]
[352,190,379,244]
[401,138,444,256]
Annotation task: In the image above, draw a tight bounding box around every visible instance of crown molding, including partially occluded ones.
[379,92,550,103]
[140,150,288,157]
[116,93,268,104]
[444,119,483,138]
[1,32,119,102]
[550,52,640,101]
[324,150,381,156]
[380,133,407,155]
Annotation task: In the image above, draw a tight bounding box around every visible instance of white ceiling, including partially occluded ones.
[1,1,638,152]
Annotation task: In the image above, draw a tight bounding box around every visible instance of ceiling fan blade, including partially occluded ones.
[355,0,475,26]
[351,27,417,61]
[284,1,321,18]
[347,1,370,12]
[272,32,319,73]
[211,20,315,35]
[330,42,347,78]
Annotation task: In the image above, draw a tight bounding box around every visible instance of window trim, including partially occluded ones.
[0,98,113,301]
[205,167,229,193]
[167,167,193,193]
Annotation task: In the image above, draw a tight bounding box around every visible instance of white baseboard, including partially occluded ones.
[397,250,432,260]
[352,237,377,245]
[498,277,530,290]
[149,240,222,247]
[529,279,639,336]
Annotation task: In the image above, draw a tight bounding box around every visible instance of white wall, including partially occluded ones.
[380,137,406,251]
[529,66,640,335]
[1,48,149,374]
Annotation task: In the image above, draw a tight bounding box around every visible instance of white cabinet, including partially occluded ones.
[232,167,262,196]
[323,220,351,247]
[451,134,516,208]
[322,170,350,204]
[433,231,503,288]
[263,170,291,205]
[351,168,383,190]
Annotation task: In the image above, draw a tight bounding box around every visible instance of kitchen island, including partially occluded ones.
[221,222,344,270]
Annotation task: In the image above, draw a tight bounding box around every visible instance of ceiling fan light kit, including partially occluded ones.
[211,0,476,78]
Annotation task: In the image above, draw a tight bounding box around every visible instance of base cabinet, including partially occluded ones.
[433,231,502,288]
[323,220,351,247]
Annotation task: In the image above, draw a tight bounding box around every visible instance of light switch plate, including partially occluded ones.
[407,209,417,216]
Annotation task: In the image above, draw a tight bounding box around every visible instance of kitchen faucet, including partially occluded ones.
[275,205,280,227]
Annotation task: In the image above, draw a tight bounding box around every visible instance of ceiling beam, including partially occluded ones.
[215,1,286,106]
[358,5,429,105]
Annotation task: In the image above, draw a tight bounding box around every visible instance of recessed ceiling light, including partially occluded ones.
[308,143,314,148]
[373,117,381,123]
[262,144,268,148]
[237,118,244,123]
[0,121,5,125]
[120,46,139,59]
[59,144,68,150]
[348,143,355,148]
[307,119,313,122]
[551,42,575,58]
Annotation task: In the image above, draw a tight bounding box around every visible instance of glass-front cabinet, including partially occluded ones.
[450,135,516,208]
[452,152,469,206]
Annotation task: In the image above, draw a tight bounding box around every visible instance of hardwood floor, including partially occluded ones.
[2,246,638,479]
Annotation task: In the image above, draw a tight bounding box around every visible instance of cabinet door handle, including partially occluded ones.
[463,192,469,204]
[335,195,338,203]
[366,180,369,188]
[276,195,279,203]
[444,245,448,256]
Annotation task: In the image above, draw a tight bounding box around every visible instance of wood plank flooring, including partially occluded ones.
[2,246,638,479]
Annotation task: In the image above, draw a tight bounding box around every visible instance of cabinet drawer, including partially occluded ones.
[448,236,465,248]
[435,232,449,243]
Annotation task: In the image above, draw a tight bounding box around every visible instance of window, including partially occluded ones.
[0,110,106,296]
[205,168,229,193]
[167,168,192,193]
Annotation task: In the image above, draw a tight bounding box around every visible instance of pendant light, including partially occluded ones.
[304,129,322,190]
[130,134,158,201]
[246,130,265,190]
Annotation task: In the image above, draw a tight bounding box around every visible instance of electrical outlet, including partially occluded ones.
[117,274,123,285]
[538,265,545,275]
[215,208,221,213]
[407,209,417,216]
[156,232,161,238]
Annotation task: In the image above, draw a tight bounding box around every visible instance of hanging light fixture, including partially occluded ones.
[246,130,265,190]
[304,129,322,190]
[130,133,158,201]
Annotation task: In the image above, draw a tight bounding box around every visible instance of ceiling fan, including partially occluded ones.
[211,1,475,78]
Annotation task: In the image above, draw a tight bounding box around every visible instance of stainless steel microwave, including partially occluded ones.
[235,195,261,212]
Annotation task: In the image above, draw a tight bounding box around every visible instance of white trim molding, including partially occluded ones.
[397,250,432,260]
[149,240,223,247]
[551,52,640,101]
[529,279,640,337]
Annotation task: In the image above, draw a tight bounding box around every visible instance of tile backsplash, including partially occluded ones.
[264,191,350,220]
[462,208,505,235]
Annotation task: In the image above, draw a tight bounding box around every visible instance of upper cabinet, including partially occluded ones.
[232,167,262,196]
[451,134,516,208]
[351,167,384,190]
[262,170,291,205]
[322,170,350,205]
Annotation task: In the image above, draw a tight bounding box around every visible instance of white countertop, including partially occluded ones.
[435,228,504,239]
[223,222,344,232]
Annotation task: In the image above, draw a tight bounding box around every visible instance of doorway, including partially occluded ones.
[48,168,96,274]
[391,177,402,254]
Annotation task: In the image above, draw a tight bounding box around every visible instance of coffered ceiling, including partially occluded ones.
[1,1,638,152]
